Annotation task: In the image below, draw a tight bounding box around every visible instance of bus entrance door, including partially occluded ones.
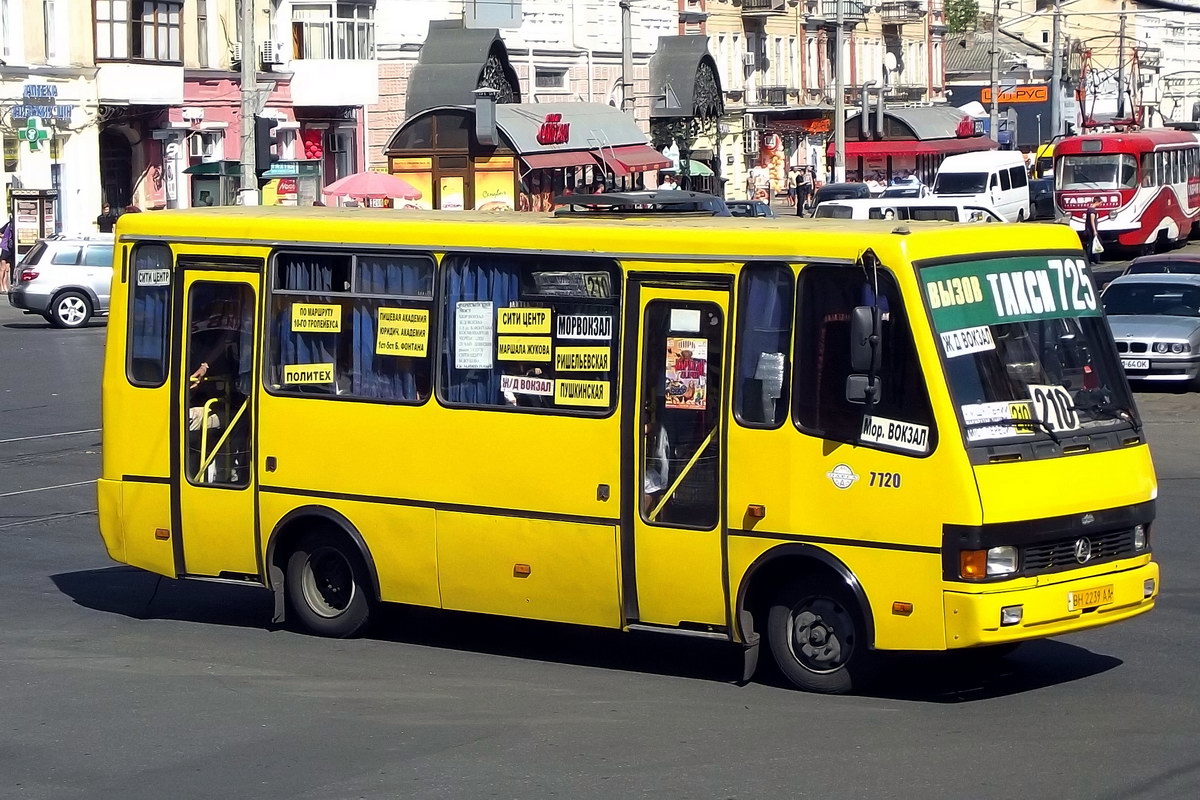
[174,270,260,579]
[626,284,730,629]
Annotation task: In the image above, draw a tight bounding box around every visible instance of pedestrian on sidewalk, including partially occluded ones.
[1081,200,1102,265]
[0,217,13,295]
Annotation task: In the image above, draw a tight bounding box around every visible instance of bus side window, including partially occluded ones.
[793,266,936,453]
[127,244,173,387]
[734,263,793,427]
[1142,154,1155,188]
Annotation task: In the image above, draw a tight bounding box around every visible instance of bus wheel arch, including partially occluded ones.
[266,506,381,637]
[735,545,876,693]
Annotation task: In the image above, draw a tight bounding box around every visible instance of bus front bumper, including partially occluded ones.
[944,560,1158,648]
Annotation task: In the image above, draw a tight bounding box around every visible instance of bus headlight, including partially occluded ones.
[960,546,1019,578]
[1134,524,1147,551]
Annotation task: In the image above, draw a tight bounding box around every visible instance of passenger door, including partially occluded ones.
[173,267,260,579]
[623,280,730,629]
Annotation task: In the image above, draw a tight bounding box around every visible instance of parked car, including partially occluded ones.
[1029,177,1057,220]
[932,150,1031,222]
[812,197,1004,223]
[553,190,730,217]
[726,200,776,218]
[878,184,931,199]
[1121,253,1200,277]
[808,182,871,215]
[8,234,116,328]
[1101,273,1200,388]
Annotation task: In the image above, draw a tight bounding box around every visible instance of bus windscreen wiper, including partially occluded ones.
[962,418,1062,445]
[1077,403,1142,434]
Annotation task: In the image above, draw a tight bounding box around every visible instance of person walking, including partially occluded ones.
[786,167,799,207]
[0,217,13,295]
[796,167,814,216]
[95,203,120,233]
[1081,200,1102,265]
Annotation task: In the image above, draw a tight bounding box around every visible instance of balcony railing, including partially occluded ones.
[758,85,790,106]
[880,0,925,24]
[820,0,866,21]
[742,0,787,16]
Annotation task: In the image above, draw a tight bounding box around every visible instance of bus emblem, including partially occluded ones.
[1074,537,1093,564]
[826,464,859,490]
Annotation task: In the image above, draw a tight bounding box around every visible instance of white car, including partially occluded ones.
[7,234,116,328]
[932,150,1032,222]
[812,197,1005,223]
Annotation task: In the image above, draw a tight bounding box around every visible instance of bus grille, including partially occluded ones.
[1022,529,1138,574]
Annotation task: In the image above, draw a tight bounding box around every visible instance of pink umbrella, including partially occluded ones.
[323,171,422,200]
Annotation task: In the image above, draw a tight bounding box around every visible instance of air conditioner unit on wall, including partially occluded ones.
[261,40,286,65]
[230,42,242,63]
[743,129,761,155]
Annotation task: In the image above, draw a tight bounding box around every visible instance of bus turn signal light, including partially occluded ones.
[892,602,913,616]
[154,528,170,541]
[747,504,766,518]
[960,550,987,579]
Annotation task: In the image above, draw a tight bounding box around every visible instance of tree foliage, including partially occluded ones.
[947,0,980,33]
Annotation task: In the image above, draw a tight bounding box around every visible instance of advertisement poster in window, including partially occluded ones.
[665,337,708,410]
[475,169,515,211]
[14,200,39,247]
[439,176,465,211]
[394,171,433,210]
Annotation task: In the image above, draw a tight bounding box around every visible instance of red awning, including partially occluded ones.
[522,150,601,170]
[595,144,673,176]
[826,137,1000,158]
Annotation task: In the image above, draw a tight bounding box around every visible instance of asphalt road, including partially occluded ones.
[2,295,1199,800]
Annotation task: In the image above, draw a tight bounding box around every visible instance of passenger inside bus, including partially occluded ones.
[187,288,253,485]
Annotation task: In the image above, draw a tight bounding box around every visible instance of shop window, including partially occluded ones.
[735,263,793,427]
[794,265,935,455]
[292,1,375,60]
[127,244,172,387]
[1,135,14,173]
[267,251,435,403]
[439,254,620,415]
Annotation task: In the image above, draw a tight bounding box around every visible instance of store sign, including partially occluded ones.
[981,86,1049,104]
[536,114,570,146]
[955,116,985,138]
[11,84,75,122]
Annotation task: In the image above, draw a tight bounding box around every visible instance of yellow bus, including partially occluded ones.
[98,208,1158,693]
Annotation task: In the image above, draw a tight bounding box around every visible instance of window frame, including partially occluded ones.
[125,243,173,389]
[264,247,438,407]
[434,252,623,419]
[94,0,183,64]
[291,0,375,60]
[790,262,937,458]
[733,261,795,431]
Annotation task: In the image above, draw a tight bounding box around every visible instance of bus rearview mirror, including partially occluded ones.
[850,305,881,373]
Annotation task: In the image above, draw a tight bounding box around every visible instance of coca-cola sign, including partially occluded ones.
[536,113,570,146]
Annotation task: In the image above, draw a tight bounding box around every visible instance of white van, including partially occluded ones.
[811,197,1005,223]
[932,151,1031,222]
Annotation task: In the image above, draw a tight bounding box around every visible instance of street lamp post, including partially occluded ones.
[989,0,1000,145]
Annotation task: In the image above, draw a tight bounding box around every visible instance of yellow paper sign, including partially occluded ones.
[555,379,610,407]
[497,307,551,334]
[554,347,611,372]
[291,303,341,333]
[376,308,429,356]
[283,363,335,384]
[497,336,552,361]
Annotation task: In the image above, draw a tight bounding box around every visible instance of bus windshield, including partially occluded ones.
[933,172,988,194]
[1057,154,1138,190]
[921,255,1137,445]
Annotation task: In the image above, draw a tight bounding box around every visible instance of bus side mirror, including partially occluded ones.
[850,305,881,373]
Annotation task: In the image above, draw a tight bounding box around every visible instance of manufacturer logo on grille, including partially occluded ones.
[1081,513,1095,526]
[1074,537,1094,563]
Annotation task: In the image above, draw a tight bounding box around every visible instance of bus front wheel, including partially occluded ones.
[767,577,873,694]
[285,532,371,638]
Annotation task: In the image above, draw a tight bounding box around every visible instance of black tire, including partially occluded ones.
[1016,209,1026,223]
[767,577,874,694]
[285,531,372,638]
[49,291,92,328]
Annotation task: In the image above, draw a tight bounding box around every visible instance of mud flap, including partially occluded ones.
[270,562,286,626]
[738,608,760,685]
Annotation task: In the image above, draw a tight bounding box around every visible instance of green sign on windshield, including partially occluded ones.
[922,256,1101,333]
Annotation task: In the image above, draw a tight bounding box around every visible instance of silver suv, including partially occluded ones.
[8,234,115,328]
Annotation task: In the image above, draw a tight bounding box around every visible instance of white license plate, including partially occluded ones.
[1122,359,1150,370]
[1068,584,1114,612]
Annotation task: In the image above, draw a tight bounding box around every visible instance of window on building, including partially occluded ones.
[43,0,57,61]
[3,134,16,172]
[128,245,172,387]
[95,0,181,62]
[0,0,9,60]
[736,264,793,428]
[535,68,569,90]
[291,1,375,60]
[794,265,935,455]
[438,254,621,415]
[267,250,436,403]
[197,0,208,68]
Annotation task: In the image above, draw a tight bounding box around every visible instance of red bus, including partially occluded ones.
[1054,129,1200,253]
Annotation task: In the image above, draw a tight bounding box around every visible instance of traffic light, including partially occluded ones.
[254,115,279,175]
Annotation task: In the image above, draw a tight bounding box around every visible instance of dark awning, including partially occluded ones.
[649,35,724,119]
[404,21,521,119]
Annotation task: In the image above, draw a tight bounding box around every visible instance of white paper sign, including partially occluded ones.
[1028,383,1081,432]
[860,414,930,453]
[455,301,494,369]
[940,325,995,358]
[962,401,1036,441]
[137,268,170,286]
[555,314,613,340]
[500,374,554,396]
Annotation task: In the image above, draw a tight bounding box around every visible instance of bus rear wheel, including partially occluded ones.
[285,532,371,638]
[767,577,874,694]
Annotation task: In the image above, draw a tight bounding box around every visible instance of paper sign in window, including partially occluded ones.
[455,301,493,369]
[665,336,708,410]
[554,347,610,372]
[283,363,335,384]
[555,379,610,407]
[497,336,552,361]
[291,303,341,333]
[376,307,428,357]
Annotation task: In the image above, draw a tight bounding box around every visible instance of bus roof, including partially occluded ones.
[1054,129,1200,156]
[114,206,1085,267]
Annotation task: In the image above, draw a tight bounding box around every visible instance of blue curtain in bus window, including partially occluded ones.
[442,256,521,404]
[737,266,792,424]
[349,256,431,400]
[275,255,338,388]
[129,247,171,384]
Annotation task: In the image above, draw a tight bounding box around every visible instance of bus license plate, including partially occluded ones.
[1122,359,1150,370]
[1068,585,1114,611]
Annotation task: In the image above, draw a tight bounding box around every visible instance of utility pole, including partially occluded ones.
[1116,0,1127,120]
[834,0,846,183]
[989,0,1000,145]
[239,0,259,205]
[620,1,634,113]
[1049,0,1062,140]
